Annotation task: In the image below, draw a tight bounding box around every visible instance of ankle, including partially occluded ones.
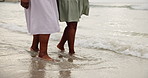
[57,44,65,50]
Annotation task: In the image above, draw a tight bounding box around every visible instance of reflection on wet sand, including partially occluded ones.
[29,58,47,78]
[29,54,74,78]
[59,70,71,78]
[58,54,72,78]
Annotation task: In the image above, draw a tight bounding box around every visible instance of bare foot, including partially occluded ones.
[30,47,39,52]
[28,48,39,57]
[39,55,54,61]
[57,44,65,51]
[69,51,75,56]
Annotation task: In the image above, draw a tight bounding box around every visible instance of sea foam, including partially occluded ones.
[90,2,148,10]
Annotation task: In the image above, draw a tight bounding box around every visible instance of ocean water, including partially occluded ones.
[0,1,148,59]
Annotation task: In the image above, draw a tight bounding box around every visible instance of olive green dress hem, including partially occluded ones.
[57,0,89,22]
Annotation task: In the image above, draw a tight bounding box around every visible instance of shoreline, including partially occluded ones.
[0,27,148,78]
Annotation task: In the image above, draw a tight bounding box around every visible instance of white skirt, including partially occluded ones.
[25,0,60,34]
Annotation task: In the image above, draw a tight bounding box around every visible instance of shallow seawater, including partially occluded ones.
[0,1,148,58]
[0,40,117,78]
[0,1,148,78]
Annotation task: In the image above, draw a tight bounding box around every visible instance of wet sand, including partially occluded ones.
[0,27,148,78]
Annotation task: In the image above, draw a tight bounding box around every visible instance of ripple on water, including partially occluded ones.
[27,52,117,71]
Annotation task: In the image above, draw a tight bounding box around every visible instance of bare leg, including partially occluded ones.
[38,34,53,61]
[67,22,77,55]
[57,22,77,55]
[57,26,68,51]
[31,35,39,52]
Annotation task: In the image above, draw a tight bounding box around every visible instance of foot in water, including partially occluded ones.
[39,55,54,61]
[69,51,75,56]
[28,48,39,57]
[30,47,40,52]
[57,44,65,52]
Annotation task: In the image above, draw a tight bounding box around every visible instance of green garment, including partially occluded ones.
[57,0,89,22]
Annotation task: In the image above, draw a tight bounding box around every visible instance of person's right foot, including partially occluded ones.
[69,51,75,56]
[57,44,65,51]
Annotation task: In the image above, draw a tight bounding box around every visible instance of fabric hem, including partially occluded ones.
[28,30,60,35]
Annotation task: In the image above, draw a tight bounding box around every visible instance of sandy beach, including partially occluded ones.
[0,27,148,78]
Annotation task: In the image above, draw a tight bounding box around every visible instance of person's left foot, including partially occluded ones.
[39,55,54,61]
[30,47,39,52]
[29,48,39,57]
[26,48,38,57]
